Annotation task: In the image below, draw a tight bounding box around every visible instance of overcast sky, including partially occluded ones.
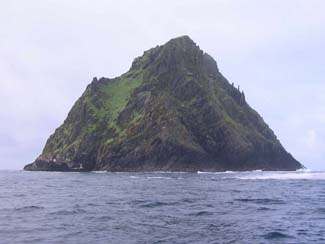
[1,0,324,170]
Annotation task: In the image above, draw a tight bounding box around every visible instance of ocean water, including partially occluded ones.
[1,170,325,244]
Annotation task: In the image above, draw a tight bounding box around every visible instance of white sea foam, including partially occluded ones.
[197,171,224,174]
[235,170,325,180]
[147,176,172,179]
[296,168,313,172]
[91,171,108,174]
[130,176,139,179]
[252,169,262,172]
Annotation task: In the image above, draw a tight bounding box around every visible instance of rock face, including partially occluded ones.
[24,36,303,172]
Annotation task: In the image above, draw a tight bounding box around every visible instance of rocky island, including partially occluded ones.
[24,36,303,172]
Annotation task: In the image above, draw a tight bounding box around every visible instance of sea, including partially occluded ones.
[1,169,325,244]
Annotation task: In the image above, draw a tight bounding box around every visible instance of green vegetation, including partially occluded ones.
[82,72,143,134]
[104,75,143,121]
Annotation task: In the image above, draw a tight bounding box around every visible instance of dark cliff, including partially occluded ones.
[24,36,303,172]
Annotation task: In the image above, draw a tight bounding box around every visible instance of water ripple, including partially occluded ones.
[0,170,325,243]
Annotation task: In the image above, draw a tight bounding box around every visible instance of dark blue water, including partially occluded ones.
[1,170,325,244]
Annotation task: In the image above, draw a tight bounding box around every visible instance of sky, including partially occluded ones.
[0,0,324,170]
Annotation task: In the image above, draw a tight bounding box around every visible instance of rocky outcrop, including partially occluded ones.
[24,36,303,172]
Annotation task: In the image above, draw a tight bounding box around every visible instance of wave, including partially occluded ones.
[50,209,86,215]
[197,171,213,174]
[262,231,292,240]
[130,176,178,179]
[296,168,313,172]
[189,211,213,216]
[235,170,325,180]
[197,171,236,174]
[147,176,172,179]
[130,200,176,208]
[198,170,263,174]
[14,206,44,212]
[139,201,174,208]
[91,171,108,174]
[235,198,285,205]
[130,176,139,179]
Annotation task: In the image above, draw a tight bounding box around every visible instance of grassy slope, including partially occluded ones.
[42,71,143,161]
